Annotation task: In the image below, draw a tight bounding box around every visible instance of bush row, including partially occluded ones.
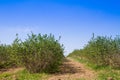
[0,33,64,73]
[69,34,120,68]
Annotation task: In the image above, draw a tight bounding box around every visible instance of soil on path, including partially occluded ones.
[48,57,96,80]
[0,67,24,74]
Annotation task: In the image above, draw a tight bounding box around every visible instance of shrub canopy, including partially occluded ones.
[0,33,64,73]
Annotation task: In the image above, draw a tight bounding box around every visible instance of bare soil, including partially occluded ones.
[0,67,24,74]
[48,57,96,80]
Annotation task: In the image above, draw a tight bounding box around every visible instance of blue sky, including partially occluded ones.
[0,0,120,55]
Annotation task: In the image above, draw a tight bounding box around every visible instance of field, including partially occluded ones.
[1,57,120,80]
[0,33,120,80]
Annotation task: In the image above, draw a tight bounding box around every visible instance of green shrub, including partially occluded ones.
[0,33,64,72]
[84,35,120,68]
[69,34,120,68]
[0,44,9,68]
[18,33,64,73]
[68,49,80,57]
[0,44,17,69]
[0,34,23,69]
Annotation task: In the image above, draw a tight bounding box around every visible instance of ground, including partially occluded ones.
[0,58,97,80]
[48,57,96,80]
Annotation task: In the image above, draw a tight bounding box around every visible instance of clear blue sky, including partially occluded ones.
[0,0,120,55]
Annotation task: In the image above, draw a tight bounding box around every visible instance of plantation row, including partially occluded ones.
[69,34,120,68]
[0,33,64,73]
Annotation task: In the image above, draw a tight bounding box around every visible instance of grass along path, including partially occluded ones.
[0,68,48,80]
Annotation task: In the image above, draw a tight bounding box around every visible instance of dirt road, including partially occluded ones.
[48,57,96,80]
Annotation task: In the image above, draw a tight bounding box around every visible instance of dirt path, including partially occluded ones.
[0,67,24,74]
[48,57,96,80]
